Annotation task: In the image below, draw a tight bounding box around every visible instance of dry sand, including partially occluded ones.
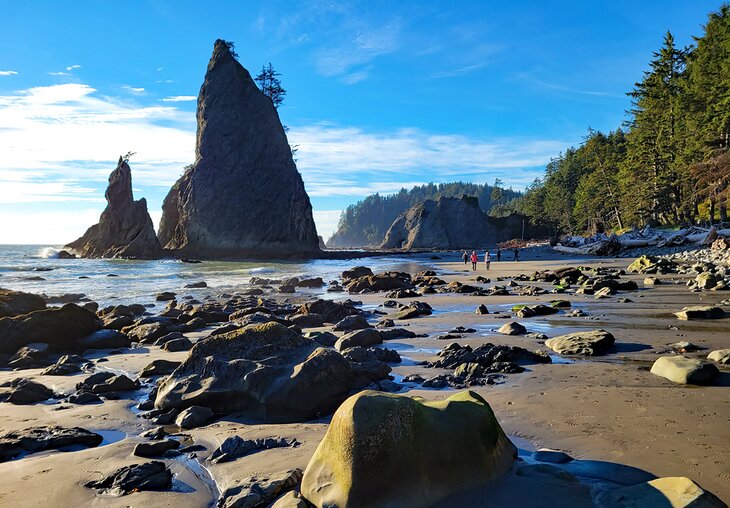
[0,250,728,507]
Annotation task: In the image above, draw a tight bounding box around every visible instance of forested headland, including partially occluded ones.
[330,4,730,247]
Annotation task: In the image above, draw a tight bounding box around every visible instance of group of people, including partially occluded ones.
[463,247,519,270]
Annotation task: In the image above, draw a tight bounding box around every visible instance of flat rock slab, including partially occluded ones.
[650,356,719,385]
[674,306,726,320]
[85,461,172,495]
[0,426,102,462]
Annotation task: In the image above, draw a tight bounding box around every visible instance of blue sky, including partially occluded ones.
[0,0,721,243]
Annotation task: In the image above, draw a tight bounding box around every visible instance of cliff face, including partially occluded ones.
[66,157,162,259]
[158,39,319,259]
[380,196,526,250]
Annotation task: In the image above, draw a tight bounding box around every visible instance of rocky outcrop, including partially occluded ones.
[0,426,102,462]
[381,196,527,249]
[0,289,46,318]
[158,39,319,259]
[301,390,516,507]
[66,157,162,259]
[0,304,101,354]
[155,322,354,421]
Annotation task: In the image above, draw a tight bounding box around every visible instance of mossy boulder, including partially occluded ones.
[301,390,516,508]
[545,330,615,356]
[707,349,730,364]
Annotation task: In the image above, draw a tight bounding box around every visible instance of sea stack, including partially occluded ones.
[381,196,526,249]
[157,39,320,259]
[66,157,162,259]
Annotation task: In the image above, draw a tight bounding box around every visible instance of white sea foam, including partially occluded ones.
[249,267,276,274]
[37,247,60,258]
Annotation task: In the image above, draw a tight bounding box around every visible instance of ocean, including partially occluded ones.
[0,245,429,309]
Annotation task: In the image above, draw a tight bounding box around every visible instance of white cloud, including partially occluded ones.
[289,124,568,196]
[66,64,81,71]
[156,66,164,71]
[0,70,18,76]
[122,86,145,93]
[0,208,103,245]
[161,95,197,102]
[313,209,342,241]
[48,71,70,76]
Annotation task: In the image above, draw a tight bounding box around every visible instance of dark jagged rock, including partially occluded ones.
[85,461,172,495]
[1,378,56,405]
[210,436,299,463]
[158,39,319,259]
[0,304,101,354]
[381,196,528,249]
[140,359,181,378]
[133,439,181,458]
[217,469,302,508]
[0,289,46,318]
[66,157,162,259]
[0,426,102,462]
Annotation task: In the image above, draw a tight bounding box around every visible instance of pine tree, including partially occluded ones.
[621,31,689,225]
[255,63,287,109]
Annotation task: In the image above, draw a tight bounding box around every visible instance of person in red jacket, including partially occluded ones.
[470,250,478,271]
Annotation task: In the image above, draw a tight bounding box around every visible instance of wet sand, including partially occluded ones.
[0,249,728,507]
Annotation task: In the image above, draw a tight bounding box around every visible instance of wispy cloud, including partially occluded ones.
[0,83,194,207]
[289,123,569,197]
[122,86,145,93]
[0,70,18,76]
[48,71,70,76]
[66,64,81,71]
[160,95,196,102]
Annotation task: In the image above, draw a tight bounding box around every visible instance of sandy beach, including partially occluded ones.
[0,249,728,507]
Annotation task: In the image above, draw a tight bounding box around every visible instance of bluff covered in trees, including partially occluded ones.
[510,5,730,236]
[328,181,520,248]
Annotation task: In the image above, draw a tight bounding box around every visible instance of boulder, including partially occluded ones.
[594,476,725,508]
[346,272,414,293]
[334,329,383,351]
[342,266,373,280]
[3,378,56,405]
[498,322,527,335]
[7,343,50,369]
[133,439,181,458]
[332,314,371,331]
[650,356,719,385]
[301,390,516,507]
[175,405,214,429]
[476,304,490,315]
[85,461,172,495]
[303,331,338,347]
[0,289,46,318]
[297,299,357,323]
[140,359,181,378]
[695,272,721,290]
[155,322,354,421]
[78,329,131,350]
[545,330,615,356]
[126,322,169,344]
[674,306,726,320]
[297,277,324,288]
[707,349,730,364]
[65,157,162,259]
[290,314,324,328]
[162,337,193,352]
[393,301,432,320]
[0,304,101,354]
[157,39,319,259]
[380,195,526,249]
[218,469,302,508]
[0,426,102,462]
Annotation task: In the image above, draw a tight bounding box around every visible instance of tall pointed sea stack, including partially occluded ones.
[158,39,320,259]
[66,157,162,259]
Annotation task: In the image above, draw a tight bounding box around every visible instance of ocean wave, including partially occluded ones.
[248,267,276,274]
[37,247,60,259]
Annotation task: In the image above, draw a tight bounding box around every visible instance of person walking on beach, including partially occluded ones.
[496,248,501,262]
[462,250,469,265]
[470,250,478,271]
[514,248,520,262]
[485,251,491,270]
